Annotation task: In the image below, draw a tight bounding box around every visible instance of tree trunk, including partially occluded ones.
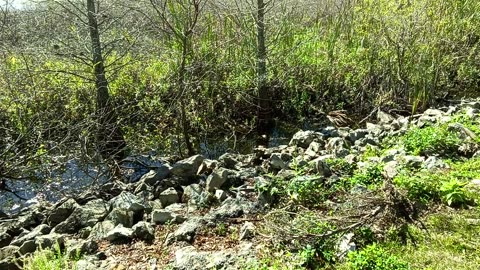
[87,0,126,160]
[179,36,195,156]
[256,0,270,147]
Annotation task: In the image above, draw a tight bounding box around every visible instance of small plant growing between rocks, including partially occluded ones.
[344,243,410,270]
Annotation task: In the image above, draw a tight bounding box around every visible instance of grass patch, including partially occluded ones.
[22,243,80,270]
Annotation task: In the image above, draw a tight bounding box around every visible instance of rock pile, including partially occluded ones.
[1,101,480,269]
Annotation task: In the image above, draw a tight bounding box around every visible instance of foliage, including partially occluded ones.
[344,243,410,270]
[348,163,384,189]
[394,158,480,206]
[22,243,80,270]
[401,124,460,156]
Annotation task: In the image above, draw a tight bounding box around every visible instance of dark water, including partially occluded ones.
[198,120,299,159]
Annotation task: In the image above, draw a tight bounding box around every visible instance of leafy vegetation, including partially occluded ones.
[22,243,80,270]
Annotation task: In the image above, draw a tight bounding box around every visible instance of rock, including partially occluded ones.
[18,240,36,255]
[336,232,356,260]
[381,149,404,163]
[239,222,255,241]
[74,199,109,228]
[0,245,20,261]
[182,184,209,206]
[423,156,449,171]
[347,129,369,144]
[289,130,322,148]
[0,233,12,248]
[47,198,78,226]
[383,161,399,179]
[75,257,99,270]
[310,156,332,177]
[320,126,340,138]
[325,137,349,158]
[158,187,180,208]
[35,233,65,250]
[305,141,323,157]
[448,123,477,140]
[424,108,445,117]
[206,168,229,192]
[403,155,425,168]
[174,246,230,270]
[197,159,218,175]
[106,208,134,228]
[214,190,228,202]
[132,221,155,242]
[152,209,177,224]
[139,166,171,186]
[268,153,286,170]
[11,224,51,246]
[171,155,205,179]
[460,101,480,110]
[377,110,395,124]
[168,217,204,243]
[0,258,21,270]
[109,192,146,213]
[79,227,92,239]
[66,239,98,258]
[206,198,256,220]
[89,220,115,240]
[105,224,134,242]
[218,153,239,169]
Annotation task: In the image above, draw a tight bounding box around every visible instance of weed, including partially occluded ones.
[343,243,410,270]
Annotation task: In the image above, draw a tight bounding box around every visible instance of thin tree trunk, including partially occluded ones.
[256,0,270,146]
[87,0,126,160]
[179,36,195,156]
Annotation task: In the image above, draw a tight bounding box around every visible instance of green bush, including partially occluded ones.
[348,163,384,188]
[401,125,460,156]
[345,243,410,270]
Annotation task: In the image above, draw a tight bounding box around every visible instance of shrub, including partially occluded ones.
[345,243,410,270]
[401,125,460,156]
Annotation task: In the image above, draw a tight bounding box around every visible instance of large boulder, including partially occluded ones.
[171,155,205,179]
[289,131,323,149]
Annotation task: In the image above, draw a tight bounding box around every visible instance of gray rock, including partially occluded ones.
[75,255,100,270]
[424,109,444,117]
[151,209,176,224]
[347,129,368,143]
[105,224,134,242]
[0,233,12,248]
[206,168,229,192]
[423,156,449,171]
[239,222,255,241]
[106,208,134,228]
[214,190,228,202]
[19,240,36,255]
[403,155,425,168]
[320,126,340,138]
[47,198,78,226]
[89,220,115,240]
[218,153,240,169]
[11,224,51,246]
[0,258,21,270]
[158,187,180,207]
[139,165,171,186]
[171,155,205,178]
[289,130,322,148]
[132,221,155,241]
[381,149,404,163]
[79,227,92,239]
[460,101,480,110]
[197,159,218,175]
[109,192,146,213]
[168,217,204,243]
[383,161,399,179]
[0,245,20,261]
[174,246,230,270]
[182,184,209,206]
[309,156,331,177]
[325,137,349,158]
[66,239,98,258]
[35,233,65,250]
[305,141,323,157]
[448,123,477,140]
[377,110,395,124]
[207,198,256,220]
[269,153,286,170]
[73,199,109,228]
[336,232,356,260]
